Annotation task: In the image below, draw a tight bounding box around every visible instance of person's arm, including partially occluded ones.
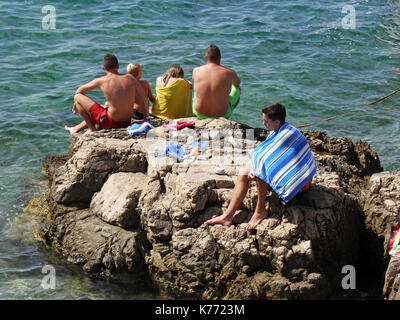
[75,78,102,95]
[146,81,156,104]
[155,76,164,89]
[232,71,241,87]
[192,67,198,83]
[143,100,150,120]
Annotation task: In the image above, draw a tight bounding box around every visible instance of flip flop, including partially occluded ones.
[162,121,195,131]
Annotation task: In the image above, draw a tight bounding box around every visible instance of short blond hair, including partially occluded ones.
[127,63,141,77]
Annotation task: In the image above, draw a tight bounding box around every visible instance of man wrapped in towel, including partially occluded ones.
[205,102,316,229]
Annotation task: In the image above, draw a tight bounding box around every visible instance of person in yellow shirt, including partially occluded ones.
[151,65,194,120]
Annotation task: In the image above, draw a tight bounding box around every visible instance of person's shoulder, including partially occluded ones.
[193,65,208,80]
[95,75,108,81]
[213,65,235,78]
[120,73,135,82]
[126,73,141,85]
[284,122,295,130]
[194,64,205,69]
[223,66,237,75]
[224,67,240,83]
[282,122,302,136]
[91,75,108,85]
[142,79,152,90]
[192,65,200,74]
[156,76,164,87]
[193,64,207,73]
[123,73,135,79]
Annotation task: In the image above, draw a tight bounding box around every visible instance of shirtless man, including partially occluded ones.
[65,54,147,134]
[192,45,241,119]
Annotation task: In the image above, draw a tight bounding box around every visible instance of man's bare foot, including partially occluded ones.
[205,214,233,227]
[245,208,268,230]
[65,125,79,135]
[65,123,96,135]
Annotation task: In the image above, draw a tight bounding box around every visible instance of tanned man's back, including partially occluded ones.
[192,45,240,118]
[99,73,137,121]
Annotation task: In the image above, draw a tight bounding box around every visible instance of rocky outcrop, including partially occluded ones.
[28,117,391,299]
[139,159,362,299]
[361,171,400,299]
[302,131,382,196]
[362,172,400,252]
[48,135,147,204]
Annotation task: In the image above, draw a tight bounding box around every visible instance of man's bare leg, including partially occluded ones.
[205,169,250,226]
[245,177,270,230]
[65,94,97,134]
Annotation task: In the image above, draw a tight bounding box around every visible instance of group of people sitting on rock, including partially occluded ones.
[64,44,316,230]
[64,44,241,135]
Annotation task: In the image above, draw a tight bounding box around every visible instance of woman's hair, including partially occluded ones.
[126,63,141,77]
[162,65,184,85]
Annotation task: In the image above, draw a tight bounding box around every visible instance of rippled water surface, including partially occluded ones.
[0,0,399,299]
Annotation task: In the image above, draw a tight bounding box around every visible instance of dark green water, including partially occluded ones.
[0,0,399,299]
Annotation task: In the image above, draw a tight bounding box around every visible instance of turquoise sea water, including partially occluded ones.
[0,0,399,299]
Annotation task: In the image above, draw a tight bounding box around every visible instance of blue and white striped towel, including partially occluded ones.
[250,122,316,203]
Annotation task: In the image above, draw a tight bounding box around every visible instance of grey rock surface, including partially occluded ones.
[90,172,150,228]
[42,207,150,273]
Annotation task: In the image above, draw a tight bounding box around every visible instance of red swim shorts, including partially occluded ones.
[300,180,312,193]
[89,103,131,129]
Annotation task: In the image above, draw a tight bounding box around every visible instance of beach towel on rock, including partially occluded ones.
[250,121,316,203]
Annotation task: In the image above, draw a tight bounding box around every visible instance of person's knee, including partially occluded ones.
[74,93,84,103]
[238,166,251,176]
[75,104,84,113]
[74,93,94,113]
[237,173,249,184]
[256,177,270,189]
